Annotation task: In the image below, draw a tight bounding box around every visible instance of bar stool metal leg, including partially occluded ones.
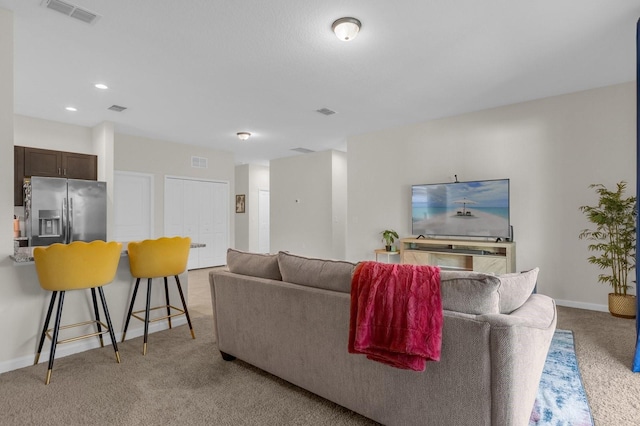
[46,291,66,385]
[175,275,195,339]
[97,286,120,364]
[35,291,58,366]
[143,278,152,355]
[164,277,172,329]
[121,278,141,342]
[90,287,104,347]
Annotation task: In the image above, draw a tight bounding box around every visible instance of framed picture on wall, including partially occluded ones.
[236,194,246,213]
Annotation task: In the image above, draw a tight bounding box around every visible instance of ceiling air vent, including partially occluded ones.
[191,156,208,169]
[42,0,101,25]
[108,105,127,112]
[316,108,336,116]
[291,148,315,154]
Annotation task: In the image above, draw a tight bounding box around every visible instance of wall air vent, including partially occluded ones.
[191,156,208,169]
[108,105,127,112]
[42,0,101,25]
[291,148,315,154]
[316,108,336,116]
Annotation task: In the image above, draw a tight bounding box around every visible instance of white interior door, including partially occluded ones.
[259,189,270,253]
[197,180,216,268]
[113,171,153,243]
[164,177,229,269]
[211,182,229,265]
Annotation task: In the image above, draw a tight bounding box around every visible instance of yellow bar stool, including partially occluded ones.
[33,240,122,385]
[122,236,195,355]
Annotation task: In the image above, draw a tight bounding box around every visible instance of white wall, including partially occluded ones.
[270,150,346,259]
[244,164,269,252]
[347,82,636,311]
[14,114,94,154]
[92,122,115,238]
[114,133,235,240]
[234,165,250,251]
[331,151,347,260]
[0,7,31,370]
[234,163,270,251]
[0,10,12,250]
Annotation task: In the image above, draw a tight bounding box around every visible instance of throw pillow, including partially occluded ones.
[277,251,356,293]
[440,271,502,314]
[497,267,539,313]
[226,248,282,281]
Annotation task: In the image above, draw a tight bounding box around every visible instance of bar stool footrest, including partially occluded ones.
[45,319,112,345]
[131,305,187,323]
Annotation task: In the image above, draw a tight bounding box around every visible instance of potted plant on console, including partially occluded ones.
[381,229,399,252]
[579,181,637,319]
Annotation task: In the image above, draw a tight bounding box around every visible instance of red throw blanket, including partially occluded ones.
[348,261,443,371]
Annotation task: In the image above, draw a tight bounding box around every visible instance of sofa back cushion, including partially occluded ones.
[440,268,539,315]
[277,251,356,293]
[227,248,282,281]
[497,267,539,313]
[440,271,502,314]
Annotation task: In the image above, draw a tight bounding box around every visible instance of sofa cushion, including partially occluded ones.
[277,251,356,293]
[440,271,502,314]
[227,248,282,281]
[497,267,539,313]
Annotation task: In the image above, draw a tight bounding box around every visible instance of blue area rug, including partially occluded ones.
[529,329,594,426]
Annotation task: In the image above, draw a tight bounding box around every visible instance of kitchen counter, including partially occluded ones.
[10,241,206,263]
[2,241,205,374]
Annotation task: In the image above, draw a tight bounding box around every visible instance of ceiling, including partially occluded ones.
[1,1,639,165]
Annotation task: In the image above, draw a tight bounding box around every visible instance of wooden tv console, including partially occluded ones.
[399,237,516,274]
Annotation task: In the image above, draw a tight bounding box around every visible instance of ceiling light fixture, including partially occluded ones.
[237,132,251,141]
[332,17,361,41]
[94,83,108,89]
[65,106,77,112]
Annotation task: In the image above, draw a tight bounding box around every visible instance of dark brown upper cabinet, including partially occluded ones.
[14,146,98,206]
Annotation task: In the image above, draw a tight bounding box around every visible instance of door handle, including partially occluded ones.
[62,198,67,243]
[68,198,74,243]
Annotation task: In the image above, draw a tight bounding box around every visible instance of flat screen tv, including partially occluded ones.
[411,179,511,239]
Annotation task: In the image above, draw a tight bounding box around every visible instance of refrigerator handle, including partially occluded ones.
[62,198,67,243]
[68,198,74,243]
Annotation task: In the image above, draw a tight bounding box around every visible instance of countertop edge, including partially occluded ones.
[11,242,206,264]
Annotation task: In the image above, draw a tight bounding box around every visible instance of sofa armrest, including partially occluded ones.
[477,294,557,329]
[479,294,557,426]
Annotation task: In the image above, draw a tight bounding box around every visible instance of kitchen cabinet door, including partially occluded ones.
[14,146,24,206]
[24,147,62,178]
[62,152,97,180]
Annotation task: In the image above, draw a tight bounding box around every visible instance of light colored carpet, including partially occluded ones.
[0,267,374,426]
[556,305,640,425]
[0,268,639,425]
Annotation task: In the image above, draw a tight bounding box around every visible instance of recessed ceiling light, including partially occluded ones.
[94,83,108,90]
[65,106,77,112]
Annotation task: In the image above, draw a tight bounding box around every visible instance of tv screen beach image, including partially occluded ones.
[412,179,510,238]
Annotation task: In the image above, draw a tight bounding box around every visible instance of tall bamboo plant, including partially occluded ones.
[579,181,636,296]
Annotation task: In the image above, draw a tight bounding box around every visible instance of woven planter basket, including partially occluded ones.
[608,293,637,319]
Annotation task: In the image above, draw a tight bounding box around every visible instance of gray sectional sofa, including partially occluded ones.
[209,249,557,426]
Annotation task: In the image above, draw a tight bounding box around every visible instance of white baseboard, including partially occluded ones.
[554,299,609,313]
[0,317,187,375]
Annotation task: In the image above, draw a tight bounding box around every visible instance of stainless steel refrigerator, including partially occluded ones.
[26,176,107,246]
